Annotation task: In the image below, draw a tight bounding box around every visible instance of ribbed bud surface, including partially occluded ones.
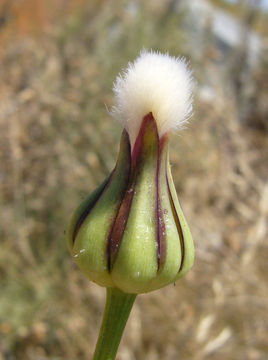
[67,113,194,294]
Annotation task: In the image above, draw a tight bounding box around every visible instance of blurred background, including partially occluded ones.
[0,0,267,359]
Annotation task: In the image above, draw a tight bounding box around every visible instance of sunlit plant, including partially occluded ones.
[67,50,194,360]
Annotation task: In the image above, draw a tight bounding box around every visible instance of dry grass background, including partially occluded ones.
[0,0,268,359]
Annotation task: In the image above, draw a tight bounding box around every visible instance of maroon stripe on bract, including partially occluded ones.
[107,113,159,271]
[73,131,131,247]
[72,176,110,245]
[131,112,157,169]
[156,138,167,270]
[107,184,135,271]
[167,176,185,273]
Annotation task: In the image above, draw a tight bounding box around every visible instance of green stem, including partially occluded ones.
[93,287,137,360]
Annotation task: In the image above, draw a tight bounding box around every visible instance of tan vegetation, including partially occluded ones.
[0,0,267,359]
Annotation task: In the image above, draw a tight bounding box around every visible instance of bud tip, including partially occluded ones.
[112,49,194,146]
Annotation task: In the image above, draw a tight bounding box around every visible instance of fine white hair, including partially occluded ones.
[111,50,194,146]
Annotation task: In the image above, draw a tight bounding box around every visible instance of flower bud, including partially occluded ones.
[67,51,194,294]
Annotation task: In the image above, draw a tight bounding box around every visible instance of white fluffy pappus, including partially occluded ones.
[111,50,194,146]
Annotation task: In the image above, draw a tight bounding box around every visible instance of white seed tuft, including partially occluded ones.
[111,50,194,146]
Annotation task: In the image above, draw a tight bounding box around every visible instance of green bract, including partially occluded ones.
[67,113,194,294]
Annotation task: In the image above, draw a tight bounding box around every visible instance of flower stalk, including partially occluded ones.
[93,288,136,360]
